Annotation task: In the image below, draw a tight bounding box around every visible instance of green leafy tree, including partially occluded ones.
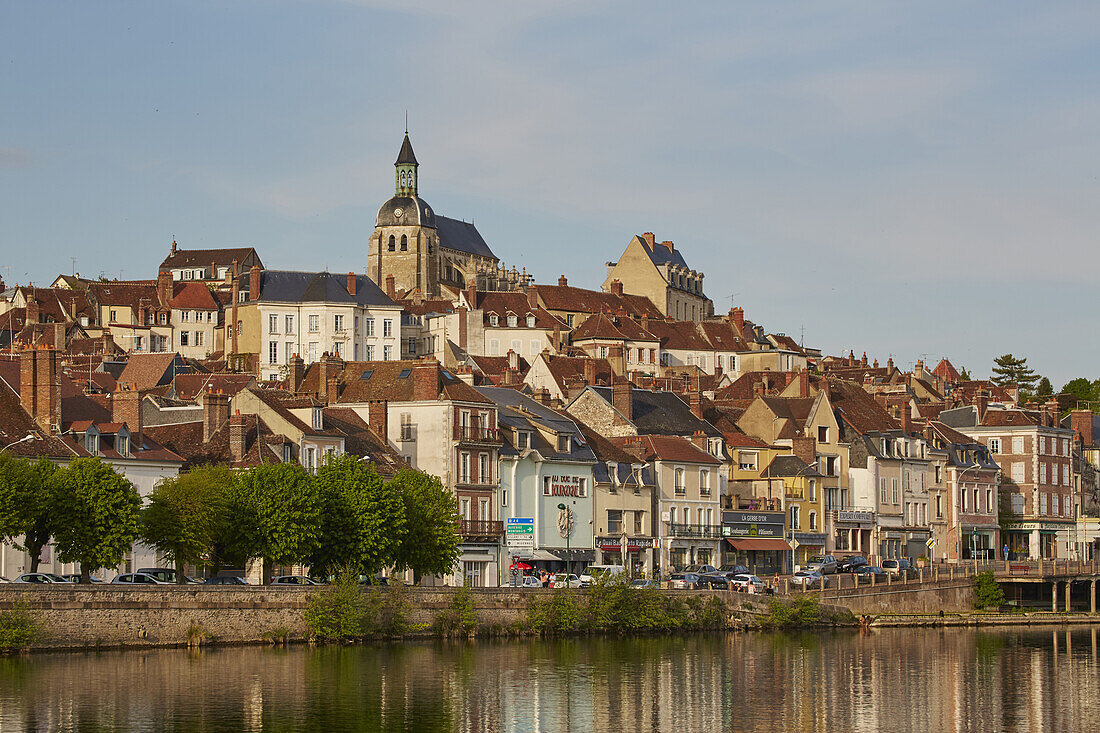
[50,457,142,583]
[1036,377,1055,398]
[1060,378,1097,407]
[140,464,233,584]
[0,455,58,573]
[990,354,1039,396]
[308,455,406,578]
[226,463,321,584]
[389,469,461,584]
[959,366,972,380]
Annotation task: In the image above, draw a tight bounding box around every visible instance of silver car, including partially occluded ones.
[790,570,828,588]
[728,574,767,593]
[111,572,170,585]
[806,555,838,575]
[13,572,70,584]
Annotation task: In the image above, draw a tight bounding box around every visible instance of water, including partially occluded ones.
[2,627,1099,732]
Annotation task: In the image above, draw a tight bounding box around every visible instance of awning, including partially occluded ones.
[726,538,791,552]
[528,549,563,562]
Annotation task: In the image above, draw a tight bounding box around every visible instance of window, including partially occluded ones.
[333,342,343,358]
[1012,436,1024,453]
[269,314,278,334]
[269,341,278,365]
[309,315,319,332]
[891,479,899,504]
[489,314,499,327]
[400,235,408,251]
[974,488,980,513]
[818,426,829,443]
[608,510,622,535]
[738,452,758,471]
[408,337,418,354]
[936,494,943,518]
[285,342,295,362]
[383,345,392,360]
[365,318,375,336]
[517,431,528,450]
[880,478,888,503]
[304,447,316,473]
[501,486,508,507]
[790,505,800,530]
[334,315,344,332]
[988,438,1000,454]
[1040,463,1047,485]
[634,511,643,534]
[479,453,490,484]
[460,453,471,483]
[1040,493,1047,515]
[1063,464,1070,486]
[935,464,942,484]
[180,331,189,346]
[195,331,204,347]
[388,235,396,252]
[826,456,837,476]
[808,479,816,501]
[700,469,710,496]
[986,489,993,514]
[962,489,968,512]
[308,342,318,362]
[364,344,374,360]
[507,315,518,327]
[809,512,817,531]
[674,468,686,496]
[383,319,393,337]
[526,315,535,327]
[1011,462,1024,482]
[109,309,117,322]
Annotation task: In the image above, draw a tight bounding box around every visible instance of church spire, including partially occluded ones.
[395,132,418,196]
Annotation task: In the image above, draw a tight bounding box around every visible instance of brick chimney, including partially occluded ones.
[730,307,744,334]
[886,357,894,371]
[798,369,809,398]
[367,400,388,440]
[507,349,519,370]
[847,351,855,367]
[861,352,868,367]
[19,346,37,423]
[689,390,703,419]
[792,434,816,467]
[690,430,707,450]
[612,377,632,419]
[412,361,439,401]
[33,346,60,435]
[1045,399,1060,428]
[289,354,304,393]
[318,354,333,402]
[558,275,568,287]
[203,389,230,443]
[610,279,624,296]
[25,296,39,325]
[457,305,468,351]
[527,284,538,309]
[157,269,172,306]
[536,387,552,406]
[1072,409,1093,447]
[899,403,912,434]
[249,266,262,301]
[228,413,248,463]
[660,240,674,251]
[641,232,655,247]
[976,388,989,420]
[347,272,357,296]
[229,276,240,359]
[112,384,142,448]
[753,381,764,397]
[584,358,596,386]
[385,275,396,300]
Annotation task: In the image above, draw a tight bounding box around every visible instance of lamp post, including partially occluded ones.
[1,435,34,453]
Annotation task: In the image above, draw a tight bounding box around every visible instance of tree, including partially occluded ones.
[990,354,1040,394]
[1037,377,1055,398]
[1061,378,1097,407]
[308,455,406,578]
[50,457,142,584]
[959,366,972,381]
[389,469,461,584]
[226,463,321,584]
[140,464,233,584]
[0,455,58,573]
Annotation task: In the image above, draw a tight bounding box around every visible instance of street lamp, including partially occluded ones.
[1,435,34,453]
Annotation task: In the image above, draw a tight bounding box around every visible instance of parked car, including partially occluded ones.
[631,579,659,589]
[204,575,251,585]
[270,575,321,586]
[682,564,719,576]
[718,564,750,575]
[836,556,869,573]
[668,572,703,589]
[551,573,582,588]
[13,573,70,584]
[520,575,543,589]
[61,574,104,583]
[881,559,914,578]
[111,572,169,585]
[728,574,768,593]
[805,555,838,575]
[853,565,886,578]
[699,571,736,589]
[579,564,625,587]
[790,570,828,588]
[358,574,390,586]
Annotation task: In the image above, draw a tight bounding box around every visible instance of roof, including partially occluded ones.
[762,454,820,478]
[117,353,189,391]
[534,284,662,319]
[571,312,658,343]
[472,291,565,329]
[160,246,261,270]
[826,378,899,434]
[0,358,75,459]
[586,386,723,438]
[170,373,256,401]
[321,407,409,476]
[477,387,596,463]
[613,434,721,465]
[395,133,417,165]
[643,319,717,351]
[698,320,750,351]
[86,281,159,313]
[245,270,398,308]
[297,359,492,405]
[539,355,614,392]
[144,413,283,469]
[933,358,962,383]
[168,282,219,310]
[435,215,496,260]
[637,236,689,269]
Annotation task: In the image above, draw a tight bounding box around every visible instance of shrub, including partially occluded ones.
[760,595,824,629]
[0,602,41,652]
[304,573,368,641]
[436,584,479,635]
[972,571,1005,610]
[528,589,584,634]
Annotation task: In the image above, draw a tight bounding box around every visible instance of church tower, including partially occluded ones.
[368,132,440,297]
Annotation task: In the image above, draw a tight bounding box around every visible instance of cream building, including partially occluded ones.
[602,232,713,322]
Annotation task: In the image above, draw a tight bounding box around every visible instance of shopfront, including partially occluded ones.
[1002,520,1074,560]
[793,532,827,567]
[722,510,790,575]
[832,510,874,557]
[595,537,654,576]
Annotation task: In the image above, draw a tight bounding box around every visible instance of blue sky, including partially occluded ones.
[2,1,1098,386]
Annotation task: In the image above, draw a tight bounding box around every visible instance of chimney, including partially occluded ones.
[25,296,39,325]
[68,297,77,322]
[249,266,262,301]
[457,305,468,350]
[203,389,230,443]
[536,387,552,406]
[170,239,177,255]
[19,346,38,426]
[412,361,439,401]
[289,354,304,393]
[798,369,809,398]
[660,240,674,251]
[507,349,518,370]
[612,377,633,419]
[157,270,172,306]
[792,434,816,467]
[730,307,744,334]
[385,275,396,300]
[641,232,655,247]
[558,275,568,287]
[230,258,239,281]
[229,413,248,463]
[367,400,388,440]
[753,381,764,398]
[900,403,912,434]
[553,323,561,352]
[887,357,894,371]
[112,384,142,448]
[976,388,989,421]
[584,358,597,386]
[872,359,879,369]
[861,352,868,367]
[689,391,703,419]
[1072,409,1093,447]
[347,272,357,296]
[32,346,60,435]
[210,261,216,282]
[847,351,855,367]
[690,430,707,450]
[465,283,477,308]
[527,284,538,309]
[1045,399,1060,428]
[610,279,624,297]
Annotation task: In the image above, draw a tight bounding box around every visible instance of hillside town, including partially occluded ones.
[2,132,1098,587]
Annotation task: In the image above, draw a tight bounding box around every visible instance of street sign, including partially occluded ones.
[506,517,534,548]
[790,539,800,551]
[926,538,936,549]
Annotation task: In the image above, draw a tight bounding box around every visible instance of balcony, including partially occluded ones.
[455,426,501,444]
[667,523,722,539]
[459,519,504,539]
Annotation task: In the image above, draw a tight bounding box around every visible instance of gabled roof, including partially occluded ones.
[243,270,398,308]
[642,319,712,350]
[168,282,219,310]
[435,216,496,259]
[160,247,261,270]
[539,355,614,392]
[0,358,75,458]
[144,413,283,469]
[298,359,492,405]
[698,320,750,351]
[473,291,564,329]
[932,358,961,383]
[637,236,689,269]
[86,281,160,313]
[117,353,189,391]
[585,386,722,438]
[477,387,597,463]
[321,407,410,476]
[571,312,658,343]
[534,284,662,319]
[762,454,820,478]
[613,434,721,465]
[827,378,899,434]
[170,373,256,401]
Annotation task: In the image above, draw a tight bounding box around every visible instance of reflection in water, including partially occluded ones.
[2,628,1100,732]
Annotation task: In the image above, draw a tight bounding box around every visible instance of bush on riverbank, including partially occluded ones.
[972,571,1005,610]
[759,595,856,629]
[305,574,417,641]
[435,584,479,635]
[0,601,41,652]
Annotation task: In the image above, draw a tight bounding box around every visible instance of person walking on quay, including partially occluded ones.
[1003,544,1011,562]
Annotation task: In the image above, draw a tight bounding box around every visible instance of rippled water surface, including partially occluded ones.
[2,627,1100,731]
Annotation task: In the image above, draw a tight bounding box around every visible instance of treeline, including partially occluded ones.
[0,453,460,584]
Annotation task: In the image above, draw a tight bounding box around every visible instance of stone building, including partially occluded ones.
[602,233,713,322]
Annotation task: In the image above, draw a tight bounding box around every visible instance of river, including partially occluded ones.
[1,626,1098,731]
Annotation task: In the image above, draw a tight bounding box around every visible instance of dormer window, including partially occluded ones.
[312,407,323,431]
[526,315,536,328]
[85,432,99,455]
[517,431,528,450]
[118,433,130,457]
[558,435,570,452]
[507,315,518,327]
[490,314,500,327]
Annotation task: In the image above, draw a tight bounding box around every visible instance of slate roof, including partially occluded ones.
[586,386,723,439]
[639,237,689,269]
[435,216,496,259]
[762,454,821,478]
[242,270,398,308]
[395,133,417,165]
[160,247,261,270]
[477,386,596,464]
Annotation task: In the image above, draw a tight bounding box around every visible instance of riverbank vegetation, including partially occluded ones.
[972,571,1006,610]
[0,601,41,653]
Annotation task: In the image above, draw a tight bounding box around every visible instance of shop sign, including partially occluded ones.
[543,475,587,497]
[837,510,874,524]
[794,532,826,544]
[723,523,783,538]
[723,511,784,526]
[1002,521,1073,532]
[596,537,651,552]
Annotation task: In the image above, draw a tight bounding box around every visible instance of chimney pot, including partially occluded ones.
[558,275,568,287]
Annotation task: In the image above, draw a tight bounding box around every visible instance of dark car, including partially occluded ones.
[204,575,251,585]
[358,574,390,586]
[837,556,868,573]
[853,565,886,578]
[61,574,104,583]
[701,570,750,589]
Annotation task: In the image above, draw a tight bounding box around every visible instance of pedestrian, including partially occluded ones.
[1003,544,1010,562]
[540,570,549,588]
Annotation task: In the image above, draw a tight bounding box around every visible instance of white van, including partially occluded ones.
[579,564,625,587]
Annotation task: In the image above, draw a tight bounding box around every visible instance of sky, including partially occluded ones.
[2,1,1098,386]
